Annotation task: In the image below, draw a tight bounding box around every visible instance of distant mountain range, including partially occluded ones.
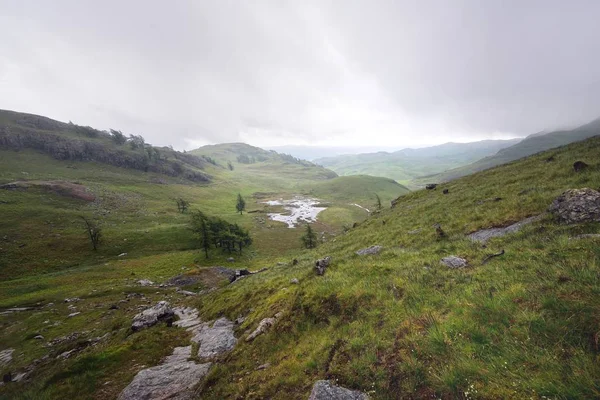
[314,139,521,186]
[414,117,600,185]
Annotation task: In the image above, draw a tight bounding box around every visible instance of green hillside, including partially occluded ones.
[314,139,520,187]
[1,112,600,399]
[416,118,600,186]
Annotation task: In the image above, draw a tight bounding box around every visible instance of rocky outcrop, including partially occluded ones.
[308,380,369,400]
[118,359,211,400]
[0,349,14,366]
[132,301,174,331]
[549,188,600,224]
[246,312,283,342]
[441,256,468,269]
[191,318,237,359]
[315,257,331,276]
[467,215,543,243]
[355,246,382,256]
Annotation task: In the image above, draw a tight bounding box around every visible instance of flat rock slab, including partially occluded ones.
[0,349,14,366]
[132,301,174,331]
[309,380,369,400]
[441,256,468,269]
[173,307,202,329]
[163,346,193,364]
[117,361,211,400]
[191,317,237,359]
[356,245,383,256]
[468,215,543,243]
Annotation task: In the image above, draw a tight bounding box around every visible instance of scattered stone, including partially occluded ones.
[443,188,449,194]
[277,262,285,266]
[109,304,119,310]
[290,278,299,284]
[191,318,237,359]
[132,301,174,331]
[137,279,154,287]
[308,380,369,400]
[64,297,81,303]
[315,256,331,276]
[227,257,235,262]
[0,349,14,366]
[573,161,589,172]
[117,361,212,400]
[118,252,128,257]
[467,215,543,243]
[256,363,270,370]
[68,312,81,318]
[570,233,600,240]
[176,288,197,296]
[246,312,283,342]
[355,245,383,256]
[407,228,422,235]
[441,256,468,269]
[426,183,437,190]
[549,188,600,224]
[34,335,44,340]
[48,332,81,347]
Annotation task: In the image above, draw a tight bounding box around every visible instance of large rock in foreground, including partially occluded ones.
[549,188,600,224]
[117,360,211,400]
[308,380,369,400]
[191,317,237,359]
[132,301,174,331]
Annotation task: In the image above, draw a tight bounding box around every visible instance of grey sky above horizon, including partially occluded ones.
[1,1,599,151]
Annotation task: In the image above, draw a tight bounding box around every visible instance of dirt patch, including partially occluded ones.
[0,180,95,202]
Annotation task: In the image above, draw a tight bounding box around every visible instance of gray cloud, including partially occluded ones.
[1,1,599,150]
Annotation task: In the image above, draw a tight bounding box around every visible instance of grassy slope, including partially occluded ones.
[1,135,599,399]
[415,118,600,186]
[314,140,520,186]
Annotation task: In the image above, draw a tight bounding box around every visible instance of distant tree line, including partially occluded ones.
[0,125,211,183]
[190,211,252,258]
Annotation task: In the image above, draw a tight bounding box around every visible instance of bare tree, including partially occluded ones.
[81,217,102,250]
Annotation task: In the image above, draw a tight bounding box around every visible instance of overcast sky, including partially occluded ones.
[1,1,599,151]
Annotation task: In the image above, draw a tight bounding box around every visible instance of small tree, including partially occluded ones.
[109,129,127,145]
[190,211,211,258]
[301,224,317,249]
[374,193,382,211]
[81,217,101,251]
[227,161,234,171]
[236,193,246,215]
[176,198,190,213]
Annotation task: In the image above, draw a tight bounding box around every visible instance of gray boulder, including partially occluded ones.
[117,361,211,400]
[441,256,468,269]
[132,301,174,331]
[548,188,600,224]
[315,256,331,276]
[467,215,543,243]
[356,245,383,256]
[308,380,369,400]
[0,349,14,366]
[191,317,237,359]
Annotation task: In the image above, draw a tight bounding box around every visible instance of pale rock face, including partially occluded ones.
[441,256,468,269]
[308,380,370,400]
[191,317,237,359]
[548,188,600,224]
[131,301,174,331]
[355,245,383,255]
[117,361,212,400]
